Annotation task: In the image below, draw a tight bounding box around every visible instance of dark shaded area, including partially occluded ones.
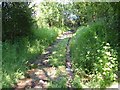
[2,2,35,42]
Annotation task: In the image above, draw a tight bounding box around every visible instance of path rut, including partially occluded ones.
[14,30,75,90]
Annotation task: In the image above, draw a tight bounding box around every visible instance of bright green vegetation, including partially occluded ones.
[2,28,58,88]
[0,41,2,89]
[48,77,67,88]
[49,38,69,67]
[2,1,120,88]
[70,22,118,88]
[69,2,119,88]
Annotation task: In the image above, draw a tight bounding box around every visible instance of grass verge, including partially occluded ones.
[70,21,118,88]
[2,27,58,88]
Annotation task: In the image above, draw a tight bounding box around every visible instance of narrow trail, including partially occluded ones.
[65,32,74,89]
[14,30,76,90]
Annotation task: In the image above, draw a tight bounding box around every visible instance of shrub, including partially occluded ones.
[2,2,34,41]
[70,21,118,87]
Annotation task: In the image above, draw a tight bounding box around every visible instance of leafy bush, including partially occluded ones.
[31,28,58,45]
[2,2,34,41]
[70,21,118,87]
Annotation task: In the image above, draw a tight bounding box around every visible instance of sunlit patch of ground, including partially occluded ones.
[14,31,74,89]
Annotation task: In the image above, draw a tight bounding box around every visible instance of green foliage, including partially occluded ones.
[49,38,68,67]
[48,77,67,88]
[31,28,58,45]
[2,28,58,87]
[72,75,82,88]
[69,2,119,87]
[2,1,119,88]
[0,41,2,89]
[35,2,64,28]
[2,2,34,41]
[70,21,118,87]
[2,40,28,87]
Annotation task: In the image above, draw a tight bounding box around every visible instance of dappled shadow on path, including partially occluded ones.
[14,30,75,89]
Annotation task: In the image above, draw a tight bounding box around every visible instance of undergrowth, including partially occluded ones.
[2,27,58,88]
[70,21,118,88]
[0,41,2,89]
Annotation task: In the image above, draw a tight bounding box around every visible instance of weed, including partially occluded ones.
[70,21,118,88]
[2,28,58,87]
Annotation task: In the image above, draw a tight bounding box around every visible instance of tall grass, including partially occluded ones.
[0,41,2,89]
[2,27,58,88]
[70,21,118,88]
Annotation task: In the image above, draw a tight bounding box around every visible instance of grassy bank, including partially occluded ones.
[70,21,118,88]
[2,27,58,88]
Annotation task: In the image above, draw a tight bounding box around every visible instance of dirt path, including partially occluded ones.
[14,30,75,90]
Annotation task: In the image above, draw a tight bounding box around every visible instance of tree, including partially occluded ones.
[2,2,34,42]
